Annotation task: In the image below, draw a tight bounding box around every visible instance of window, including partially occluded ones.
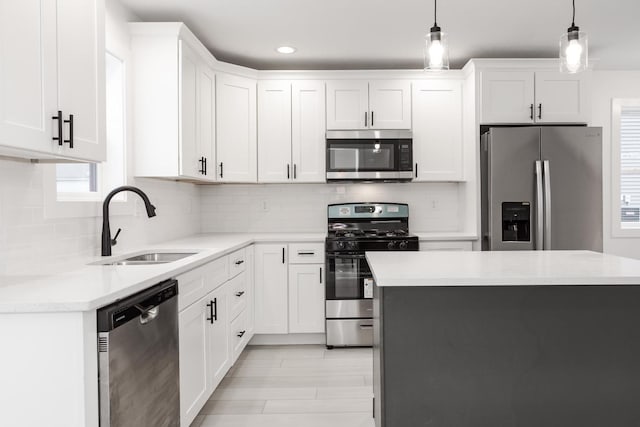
[612,99,640,236]
[54,51,126,202]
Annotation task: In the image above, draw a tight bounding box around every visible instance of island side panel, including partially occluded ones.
[379,285,640,427]
[373,283,384,425]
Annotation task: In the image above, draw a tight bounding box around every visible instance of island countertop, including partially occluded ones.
[366,250,640,287]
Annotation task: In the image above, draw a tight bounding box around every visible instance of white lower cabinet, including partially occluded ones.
[254,244,289,334]
[288,264,325,333]
[177,247,254,427]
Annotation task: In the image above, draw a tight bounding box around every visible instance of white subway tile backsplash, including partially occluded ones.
[0,160,200,275]
[200,182,463,233]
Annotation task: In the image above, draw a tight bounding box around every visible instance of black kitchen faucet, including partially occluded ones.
[101,186,156,256]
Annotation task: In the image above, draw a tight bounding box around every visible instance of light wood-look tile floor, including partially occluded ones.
[190,345,375,427]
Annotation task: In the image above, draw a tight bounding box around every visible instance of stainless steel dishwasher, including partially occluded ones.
[97,279,180,427]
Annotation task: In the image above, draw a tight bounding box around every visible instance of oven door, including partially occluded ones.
[326,253,373,300]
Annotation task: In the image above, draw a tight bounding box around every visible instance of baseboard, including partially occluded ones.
[249,333,325,345]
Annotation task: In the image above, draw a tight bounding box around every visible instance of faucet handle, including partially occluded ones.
[111,228,122,246]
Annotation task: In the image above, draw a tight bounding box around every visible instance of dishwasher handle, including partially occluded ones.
[97,279,178,332]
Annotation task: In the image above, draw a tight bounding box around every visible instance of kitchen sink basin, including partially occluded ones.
[92,251,198,266]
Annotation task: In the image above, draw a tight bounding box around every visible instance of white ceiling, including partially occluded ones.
[119,0,640,70]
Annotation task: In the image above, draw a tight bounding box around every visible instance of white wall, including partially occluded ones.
[200,182,465,233]
[592,70,640,259]
[0,1,200,275]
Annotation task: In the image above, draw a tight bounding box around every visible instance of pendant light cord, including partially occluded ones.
[434,0,438,26]
[572,0,576,26]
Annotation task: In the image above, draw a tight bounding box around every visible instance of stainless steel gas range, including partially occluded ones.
[325,203,419,348]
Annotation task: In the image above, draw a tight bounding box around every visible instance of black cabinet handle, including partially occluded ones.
[282,247,285,264]
[237,330,246,338]
[530,104,534,120]
[287,164,290,179]
[206,299,216,324]
[219,162,223,178]
[235,291,245,297]
[52,110,63,145]
[235,259,245,265]
[538,104,542,120]
[364,111,368,127]
[415,163,418,178]
[298,251,315,256]
[371,111,374,127]
[293,164,297,179]
[64,114,74,148]
[320,267,323,283]
[203,157,207,175]
[199,157,205,174]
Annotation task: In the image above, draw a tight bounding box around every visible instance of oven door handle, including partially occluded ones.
[327,253,366,259]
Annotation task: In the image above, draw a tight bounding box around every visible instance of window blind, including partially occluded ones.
[620,106,640,226]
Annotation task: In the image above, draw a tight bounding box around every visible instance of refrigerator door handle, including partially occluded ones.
[535,160,544,250]
[543,160,552,250]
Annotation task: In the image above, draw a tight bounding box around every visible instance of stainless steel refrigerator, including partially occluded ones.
[481,126,602,251]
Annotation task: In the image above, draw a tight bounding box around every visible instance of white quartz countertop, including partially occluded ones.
[367,250,640,287]
[0,232,325,314]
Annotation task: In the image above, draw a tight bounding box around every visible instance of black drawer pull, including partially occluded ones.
[235,260,245,265]
[235,291,245,297]
[237,330,246,338]
[297,251,315,256]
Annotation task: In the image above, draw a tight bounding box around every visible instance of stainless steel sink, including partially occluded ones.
[93,252,197,266]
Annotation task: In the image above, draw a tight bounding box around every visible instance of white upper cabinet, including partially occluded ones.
[257,80,326,183]
[131,24,216,182]
[326,80,411,130]
[326,81,369,129]
[291,81,326,183]
[368,80,412,129]
[258,81,292,183]
[480,69,589,124]
[0,0,105,161]
[412,80,464,181]
[216,73,257,182]
[534,71,590,124]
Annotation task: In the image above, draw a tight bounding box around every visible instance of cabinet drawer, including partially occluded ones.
[229,247,247,277]
[420,241,473,251]
[228,272,248,320]
[177,256,229,311]
[230,309,249,363]
[288,243,324,264]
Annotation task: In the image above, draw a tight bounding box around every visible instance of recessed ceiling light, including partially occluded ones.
[276,46,297,54]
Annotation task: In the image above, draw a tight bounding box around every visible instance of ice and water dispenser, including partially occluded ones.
[502,202,530,242]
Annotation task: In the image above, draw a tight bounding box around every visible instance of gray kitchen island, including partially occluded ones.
[367,250,640,427]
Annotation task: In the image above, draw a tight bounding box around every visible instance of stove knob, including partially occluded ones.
[336,241,345,250]
[387,241,396,250]
[348,241,358,250]
[399,241,408,250]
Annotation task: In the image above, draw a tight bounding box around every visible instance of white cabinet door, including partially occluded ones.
[245,245,255,335]
[258,81,292,183]
[216,73,257,182]
[288,264,325,333]
[178,41,200,179]
[207,285,229,392]
[254,244,288,334]
[179,297,210,427]
[534,71,589,124]
[56,0,105,161]
[0,0,58,154]
[480,71,535,124]
[412,80,464,181]
[326,80,368,130]
[292,81,326,183]
[197,63,216,181]
[368,80,411,129]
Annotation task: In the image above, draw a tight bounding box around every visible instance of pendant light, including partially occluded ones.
[559,0,588,73]
[424,0,449,71]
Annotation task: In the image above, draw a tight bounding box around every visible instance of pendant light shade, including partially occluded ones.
[559,0,588,73]
[424,0,449,71]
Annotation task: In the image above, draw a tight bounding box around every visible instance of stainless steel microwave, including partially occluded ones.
[326,130,413,181]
